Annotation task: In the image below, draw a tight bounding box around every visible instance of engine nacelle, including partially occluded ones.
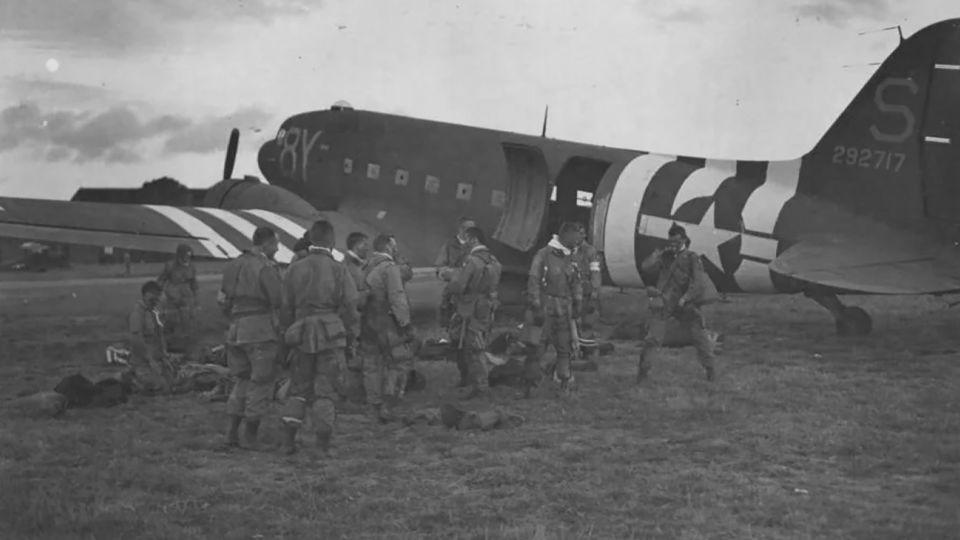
[203,177,317,218]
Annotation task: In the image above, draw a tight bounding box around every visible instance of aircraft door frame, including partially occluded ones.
[492,143,552,252]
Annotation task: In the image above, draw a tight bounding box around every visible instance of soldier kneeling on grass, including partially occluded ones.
[126,280,176,394]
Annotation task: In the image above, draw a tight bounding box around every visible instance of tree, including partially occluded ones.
[139,177,192,205]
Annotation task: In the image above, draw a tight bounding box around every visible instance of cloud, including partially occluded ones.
[634,2,708,25]
[148,115,192,132]
[0,101,271,163]
[0,0,313,53]
[163,107,272,154]
[0,103,180,162]
[106,147,142,163]
[45,146,71,162]
[794,0,891,26]
[659,7,707,24]
[3,76,113,104]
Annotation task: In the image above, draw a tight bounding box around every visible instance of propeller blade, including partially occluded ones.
[223,128,239,180]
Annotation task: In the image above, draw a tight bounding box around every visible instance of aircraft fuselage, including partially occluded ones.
[255,20,960,298]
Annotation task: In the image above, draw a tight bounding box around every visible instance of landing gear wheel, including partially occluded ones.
[835,306,872,336]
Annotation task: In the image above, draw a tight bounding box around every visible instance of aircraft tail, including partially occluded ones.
[804,19,960,224]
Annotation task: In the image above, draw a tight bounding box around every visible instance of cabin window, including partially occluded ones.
[456,183,473,201]
[367,163,380,179]
[425,175,440,194]
[576,190,593,208]
[343,158,353,174]
[550,185,557,201]
[395,169,409,186]
[491,189,506,208]
[275,128,286,143]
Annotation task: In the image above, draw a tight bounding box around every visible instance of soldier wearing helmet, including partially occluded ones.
[157,243,199,350]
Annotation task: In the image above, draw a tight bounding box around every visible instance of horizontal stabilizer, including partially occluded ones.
[770,231,960,294]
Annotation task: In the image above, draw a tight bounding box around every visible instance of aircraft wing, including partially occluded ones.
[770,232,960,294]
[0,197,319,264]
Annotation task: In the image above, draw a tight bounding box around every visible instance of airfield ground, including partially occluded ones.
[1,267,958,539]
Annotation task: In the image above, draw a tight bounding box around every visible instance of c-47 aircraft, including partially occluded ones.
[2,19,959,336]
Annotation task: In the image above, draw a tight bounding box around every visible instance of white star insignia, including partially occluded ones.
[685,204,739,270]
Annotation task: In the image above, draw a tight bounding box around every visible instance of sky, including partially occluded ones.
[1,0,957,199]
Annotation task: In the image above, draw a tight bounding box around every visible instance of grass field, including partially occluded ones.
[1,282,958,539]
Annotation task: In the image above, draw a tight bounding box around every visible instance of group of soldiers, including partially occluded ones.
[215,221,423,456]
[125,213,717,458]
[437,217,716,394]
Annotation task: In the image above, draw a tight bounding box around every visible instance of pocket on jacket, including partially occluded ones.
[283,320,304,346]
[316,313,346,343]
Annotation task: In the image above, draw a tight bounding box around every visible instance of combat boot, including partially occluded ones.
[636,353,650,384]
[457,384,488,401]
[243,419,262,451]
[220,415,242,450]
[315,426,333,457]
[281,422,299,456]
[367,403,393,424]
[454,351,470,388]
[705,364,716,382]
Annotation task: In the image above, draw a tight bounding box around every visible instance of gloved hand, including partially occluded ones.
[439,267,456,281]
[525,298,544,325]
[277,346,292,370]
[673,303,697,321]
[216,290,228,306]
[344,335,356,359]
[583,295,598,315]
[489,298,501,317]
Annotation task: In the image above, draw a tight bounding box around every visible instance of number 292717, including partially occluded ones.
[832,145,906,172]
